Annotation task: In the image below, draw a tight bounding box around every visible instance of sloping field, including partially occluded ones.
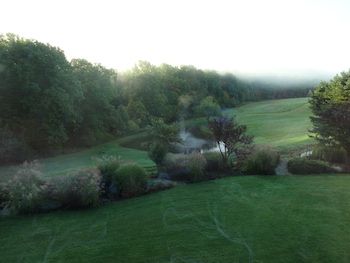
[229,97,312,150]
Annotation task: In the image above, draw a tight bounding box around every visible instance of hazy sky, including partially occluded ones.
[1,0,350,77]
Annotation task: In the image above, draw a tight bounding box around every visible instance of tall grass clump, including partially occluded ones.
[113,164,147,198]
[51,169,102,209]
[242,147,280,175]
[3,161,46,214]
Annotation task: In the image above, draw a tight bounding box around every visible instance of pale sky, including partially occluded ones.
[1,0,350,77]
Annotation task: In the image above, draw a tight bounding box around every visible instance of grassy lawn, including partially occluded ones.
[187,97,313,152]
[231,97,313,151]
[0,140,155,181]
[1,175,350,262]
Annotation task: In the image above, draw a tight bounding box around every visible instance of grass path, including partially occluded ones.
[1,175,350,262]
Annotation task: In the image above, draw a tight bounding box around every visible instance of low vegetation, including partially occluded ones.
[287,158,336,174]
[243,147,280,175]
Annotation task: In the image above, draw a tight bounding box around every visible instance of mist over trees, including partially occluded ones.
[0,34,312,163]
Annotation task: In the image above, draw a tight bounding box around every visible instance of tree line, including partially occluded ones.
[0,34,311,163]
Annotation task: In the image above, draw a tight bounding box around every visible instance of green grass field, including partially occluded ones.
[187,97,313,152]
[1,175,350,262]
[0,139,155,181]
[231,97,313,150]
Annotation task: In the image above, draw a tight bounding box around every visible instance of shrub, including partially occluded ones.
[163,152,207,182]
[287,158,336,174]
[4,161,46,213]
[203,152,224,172]
[311,145,348,164]
[187,152,207,182]
[97,155,121,182]
[113,164,147,198]
[163,153,190,181]
[52,169,102,209]
[243,147,280,175]
[148,142,167,165]
[96,155,121,199]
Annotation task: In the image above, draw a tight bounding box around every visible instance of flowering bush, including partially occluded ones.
[51,169,102,209]
[4,161,46,213]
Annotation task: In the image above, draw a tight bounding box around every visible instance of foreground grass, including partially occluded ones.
[0,140,155,180]
[1,175,350,262]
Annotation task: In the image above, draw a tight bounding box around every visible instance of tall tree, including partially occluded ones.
[0,34,82,151]
[310,70,350,158]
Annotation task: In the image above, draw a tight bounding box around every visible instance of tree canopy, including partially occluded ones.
[310,70,350,156]
[0,34,311,163]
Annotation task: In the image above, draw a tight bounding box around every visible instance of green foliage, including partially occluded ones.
[208,116,253,168]
[163,153,207,182]
[203,152,225,172]
[51,169,102,209]
[0,124,29,164]
[149,118,181,147]
[310,70,350,158]
[4,161,45,213]
[113,164,147,198]
[70,59,123,145]
[96,155,121,182]
[311,145,348,164]
[148,142,168,165]
[187,152,207,182]
[0,182,8,209]
[0,34,83,151]
[0,33,311,160]
[287,158,335,174]
[195,96,221,119]
[242,147,280,175]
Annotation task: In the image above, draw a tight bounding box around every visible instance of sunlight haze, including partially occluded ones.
[1,0,350,77]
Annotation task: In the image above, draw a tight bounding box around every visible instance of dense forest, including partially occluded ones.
[0,34,311,163]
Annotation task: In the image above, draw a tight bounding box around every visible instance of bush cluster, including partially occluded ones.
[3,161,45,213]
[311,145,348,164]
[50,169,102,209]
[148,142,167,165]
[202,152,224,172]
[0,161,103,214]
[163,152,207,182]
[113,164,148,198]
[242,147,280,175]
[287,158,336,174]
